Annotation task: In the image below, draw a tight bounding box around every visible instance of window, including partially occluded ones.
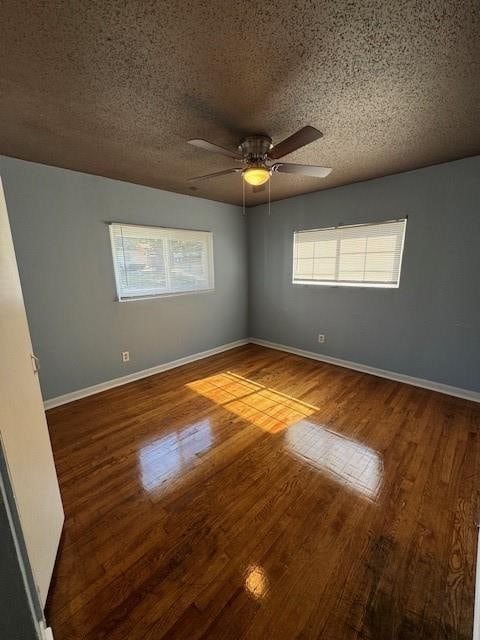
[109,223,214,300]
[292,218,407,288]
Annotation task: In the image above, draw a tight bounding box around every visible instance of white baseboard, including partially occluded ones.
[43,339,249,409]
[474,527,480,640]
[249,338,480,404]
[44,336,479,410]
[39,622,54,640]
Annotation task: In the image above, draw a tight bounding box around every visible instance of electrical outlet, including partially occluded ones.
[318,334,326,344]
[122,351,130,362]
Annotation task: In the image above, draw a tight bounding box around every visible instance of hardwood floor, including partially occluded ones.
[45,344,480,639]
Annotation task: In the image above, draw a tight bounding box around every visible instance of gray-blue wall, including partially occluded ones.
[2,154,479,400]
[248,156,480,393]
[0,156,248,400]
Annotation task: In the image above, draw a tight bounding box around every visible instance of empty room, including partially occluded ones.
[1,2,479,639]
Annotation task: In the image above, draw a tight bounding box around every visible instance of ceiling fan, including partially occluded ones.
[187,126,332,191]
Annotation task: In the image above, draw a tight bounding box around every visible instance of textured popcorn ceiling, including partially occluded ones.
[0,1,479,206]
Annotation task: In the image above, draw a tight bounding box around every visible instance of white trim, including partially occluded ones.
[44,337,479,410]
[292,216,407,234]
[39,623,55,640]
[43,339,249,409]
[292,280,399,289]
[115,288,215,303]
[474,526,480,640]
[249,338,480,404]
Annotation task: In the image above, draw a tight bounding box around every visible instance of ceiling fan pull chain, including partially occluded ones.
[268,176,271,216]
[242,176,246,216]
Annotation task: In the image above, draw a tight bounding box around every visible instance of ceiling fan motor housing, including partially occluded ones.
[238,135,272,165]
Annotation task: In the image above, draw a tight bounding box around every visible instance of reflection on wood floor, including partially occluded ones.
[46,344,480,639]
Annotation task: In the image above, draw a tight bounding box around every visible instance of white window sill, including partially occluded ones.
[116,288,216,302]
[291,280,400,289]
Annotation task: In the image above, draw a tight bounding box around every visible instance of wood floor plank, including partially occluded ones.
[45,344,480,639]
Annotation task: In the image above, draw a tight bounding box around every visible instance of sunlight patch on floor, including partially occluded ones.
[286,420,383,500]
[187,371,318,432]
[187,371,383,500]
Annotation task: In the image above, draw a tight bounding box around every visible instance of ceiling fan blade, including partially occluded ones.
[188,138,242,159]
[268,126,323,160]
[271,163,332,178]
[188,167,243,183]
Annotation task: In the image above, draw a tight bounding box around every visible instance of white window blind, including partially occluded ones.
[109,223,214,300]
[293,218,407,288]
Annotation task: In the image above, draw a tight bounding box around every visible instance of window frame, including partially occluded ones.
[109,222,215,302]
[292,218,407,289]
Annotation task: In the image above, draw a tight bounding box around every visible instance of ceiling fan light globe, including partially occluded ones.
[243,167,270,186]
